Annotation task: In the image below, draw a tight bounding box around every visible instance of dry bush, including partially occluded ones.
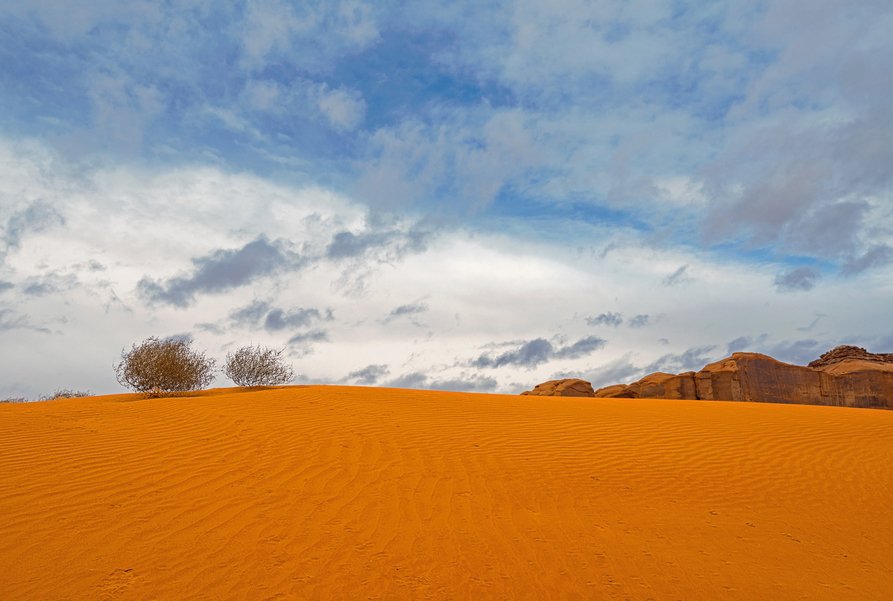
[115,336,216,396]
[40,389,92,401]
[224,345,294,387]
[1,397,28,404]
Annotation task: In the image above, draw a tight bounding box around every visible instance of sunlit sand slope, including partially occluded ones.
[2,386,892,600]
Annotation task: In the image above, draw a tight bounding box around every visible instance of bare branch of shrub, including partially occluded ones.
[224,345,294,387]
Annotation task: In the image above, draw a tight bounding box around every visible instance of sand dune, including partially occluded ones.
[2,386,893,600]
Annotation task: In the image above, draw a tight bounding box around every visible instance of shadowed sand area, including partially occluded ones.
[2,386,893,600]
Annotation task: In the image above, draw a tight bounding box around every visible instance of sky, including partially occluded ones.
[1,0,892,400]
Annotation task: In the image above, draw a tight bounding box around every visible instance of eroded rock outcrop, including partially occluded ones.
[588,346,893,409]
[523,346,893,408]
[807,345,893,370]
[521,378,595,397]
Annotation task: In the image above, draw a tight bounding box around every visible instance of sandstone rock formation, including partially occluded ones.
[590,346,893,409]
[524,346,893,409]
[590,384,636,398]
[807,345,893,370]
[521,378,595,397]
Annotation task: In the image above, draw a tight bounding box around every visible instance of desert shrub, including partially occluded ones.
[40,389,92,401]
[115,336,216,396]
[224,345,294,387]
[1,397,28,403]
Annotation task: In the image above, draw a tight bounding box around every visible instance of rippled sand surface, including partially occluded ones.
[2,386,892,599]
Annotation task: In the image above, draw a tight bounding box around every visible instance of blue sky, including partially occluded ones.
[1,1,892,399]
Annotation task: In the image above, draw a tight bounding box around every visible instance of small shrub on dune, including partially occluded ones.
[115,336,216,397]
[1,397,28,404]
[224,345,294,387]
[40,389,92,401]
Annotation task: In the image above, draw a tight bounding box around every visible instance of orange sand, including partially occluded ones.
[2,386,893,600]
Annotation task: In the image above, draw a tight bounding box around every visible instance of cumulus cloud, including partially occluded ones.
[222,299,330,338]
[587,312,651,329]
[240,0,303,68]
[726,335,767,354]
[313,84,366,130]
[286,329,330,356]
[325,228,428,261]
[386,371,498,393]
[841,244,893,275]
[264,307,325,331]
[238,0,379,70]
[586,312,623,327]
[699,3,893,265]
[6,1,893,271]
[426,374,499,393]
[2,200,65,256]
[628,314,649,328]
[6,0,891,278]
[239,77,366,132]
[645,345,717,374]
[472,336,606,369]
[138,237,300,307]
[21,272,78,297]
[382,302,428,324]
[554,336,608,359]
[163,332,195,345]
[229,300,275,328]
[472,338,553,369]
[346,364,389,385]
[774,267,820,292]
[385,371,428,389]
[356,108,547,212]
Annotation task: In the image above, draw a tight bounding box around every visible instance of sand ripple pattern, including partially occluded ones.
[2,387,893,600]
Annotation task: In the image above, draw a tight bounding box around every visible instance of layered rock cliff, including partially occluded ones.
[523,346,893,409]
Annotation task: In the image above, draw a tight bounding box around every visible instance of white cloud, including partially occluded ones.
[312,84,366,130]
[357,107,548,211]
[238,0,379,70]
[4,138,893,400]
[240,0,305,68]
[236,78,366,132]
